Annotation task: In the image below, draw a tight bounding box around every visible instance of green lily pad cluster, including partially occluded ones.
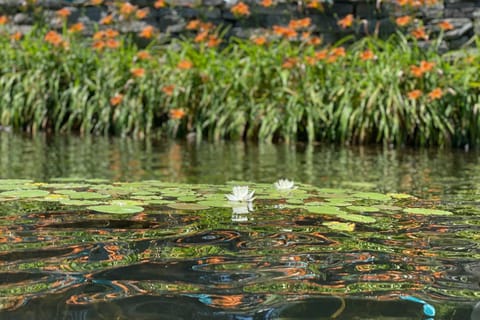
[0,178,455,223]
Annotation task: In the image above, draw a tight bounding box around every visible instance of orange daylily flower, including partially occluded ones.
[136,50,151,60]
[314,49,328,60]
[100,14,113,25]
[359,49,375,61]
[120,2,136,17]
[0,15,8,25]
[68,22,84,33]
[330,47,346,57]
[194,30,208,42]
[410,65,424,77]
[282,57,297,69]
[305,56,316,65]
[92,40,105,50]
[395,15,411,27]
[260,0,273,7]
[411,27,428,40]
[428,88,443,100]
[170,108,186,120]
[56,8,71,19]
[105,38,120,49]
[44,30,63,46]
[162,85,175,96]
[420,60,435,72]
[338,14,354,29]
[93,30,105,40]
[407,89,422,100]
[110,93,124,106]
[397,0,408,5]
[288,18,311,30]
[104,28,119,38]
[177,60,193,70]
[10,31,22,41]
[136,8,149,20]
[207,35,221,47]
[131,68,145,78]
[139,25,155,38]
[154,0,166,8]
[252,36,267,45]
[231,2,250,16]
[273,25,297,39]
[438,20,454,31]
[306,0,323,9]
[308,36,322,45]
[91,0,103,4]
[186,19,201,30]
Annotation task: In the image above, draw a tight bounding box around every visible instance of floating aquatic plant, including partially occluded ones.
[225,186,255,202]
[274,179,296,191]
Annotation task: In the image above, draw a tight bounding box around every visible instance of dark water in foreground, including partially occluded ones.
[0,133,480,319]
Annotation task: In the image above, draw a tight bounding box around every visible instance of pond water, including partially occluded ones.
[0,133,479,319]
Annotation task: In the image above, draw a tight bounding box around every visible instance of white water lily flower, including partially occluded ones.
[274,179,296,190]
[225,186,255,202]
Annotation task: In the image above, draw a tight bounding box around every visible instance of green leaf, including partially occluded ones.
[403,208,453,215]
[87,205,144,214]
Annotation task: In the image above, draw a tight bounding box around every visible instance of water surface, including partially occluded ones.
[0,133,479,319]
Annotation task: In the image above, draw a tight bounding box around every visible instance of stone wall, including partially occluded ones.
[0,0,479,49]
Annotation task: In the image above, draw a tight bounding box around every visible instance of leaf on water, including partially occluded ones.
[197,200,232,208]
[305,205,344,215]
[336,213,376,223]
[0,179,33,185]
[347,205,379,213]
[0,190,50,198]
[67,191,111,200]
[110,200,144,206]
[403,208,453,215]
[352,192,391,201]
[87,204,144,214]
[167,203,211,210]
[323,221,355,232]
[388,193,415,199]
[60,199,104,206]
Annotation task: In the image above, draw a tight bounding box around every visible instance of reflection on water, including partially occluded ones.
[1,133,480,319]
[2,133,480,201]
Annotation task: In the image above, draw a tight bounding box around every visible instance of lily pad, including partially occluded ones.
[167,203,210,210]
[197,200,232,208]
[305,205,344,215]
[347,205,379,213]
[336,213,376,223]
[403,208,453,215]
[323,221,355,232]
[0,190,50,198]
[352,192,391,201]
[67,191,111,200]
[87,204,144,214]
[60,199,104,206]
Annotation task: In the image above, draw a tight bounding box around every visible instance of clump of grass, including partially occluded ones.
[0,2,479,147]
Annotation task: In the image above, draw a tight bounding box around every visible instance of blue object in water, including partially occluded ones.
[400,295,436,317]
